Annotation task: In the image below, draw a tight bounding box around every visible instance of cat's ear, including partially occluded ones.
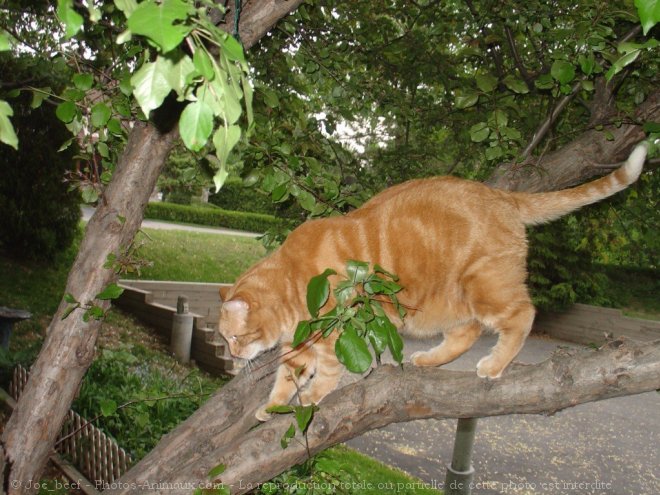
[219,285,232,301]
[222,298,249,315]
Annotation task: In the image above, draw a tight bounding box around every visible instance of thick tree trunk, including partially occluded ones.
[0,2,306,493]
[107,339,660,494]
[0,123,179,494]
[486,88,659,192]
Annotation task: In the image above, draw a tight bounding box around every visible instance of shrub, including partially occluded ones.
[144,202,290,233]
[528,217,610,311]
[0,95,80,261]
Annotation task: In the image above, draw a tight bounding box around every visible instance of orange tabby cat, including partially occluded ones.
[218,143,647,421]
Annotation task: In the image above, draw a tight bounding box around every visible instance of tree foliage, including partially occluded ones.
[0,56,80,261]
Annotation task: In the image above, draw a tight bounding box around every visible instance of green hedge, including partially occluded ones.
[209,178,305,220]
[144,202,288,233]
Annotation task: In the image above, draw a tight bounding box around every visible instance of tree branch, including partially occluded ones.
[486,87,659,192]
[107,339,660,495]
[504,26,533,88]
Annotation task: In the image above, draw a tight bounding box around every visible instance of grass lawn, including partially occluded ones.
[125,228,267,282]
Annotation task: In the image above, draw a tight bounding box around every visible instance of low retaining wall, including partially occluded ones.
[116,280,660,373]
[534,303,660,345]
[116,280,234,375]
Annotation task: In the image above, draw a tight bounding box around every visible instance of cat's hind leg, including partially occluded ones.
[474,299,535,379]
[410,321,482,367]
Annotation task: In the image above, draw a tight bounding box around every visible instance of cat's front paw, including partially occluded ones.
[255,404,273,422]
[476,355,504,379]
[411,351,434,367]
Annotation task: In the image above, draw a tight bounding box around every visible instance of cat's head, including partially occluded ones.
[217,285,280,360]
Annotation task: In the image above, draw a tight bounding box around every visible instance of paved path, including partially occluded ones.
[81,206,261,238]
[347,334,660,495]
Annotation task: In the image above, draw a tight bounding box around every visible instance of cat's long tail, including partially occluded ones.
[512,142,649,226]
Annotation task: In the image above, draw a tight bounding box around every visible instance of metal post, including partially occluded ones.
[171,296,193,364]
[445,417,478,495]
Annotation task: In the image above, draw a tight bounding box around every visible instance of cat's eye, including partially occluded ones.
[229,336,238,342]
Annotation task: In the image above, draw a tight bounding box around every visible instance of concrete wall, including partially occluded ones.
[534,303,660,345]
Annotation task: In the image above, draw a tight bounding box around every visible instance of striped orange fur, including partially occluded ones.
[218,143,647,421]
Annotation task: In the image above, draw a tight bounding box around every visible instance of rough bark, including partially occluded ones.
[0,123,179,494]
[0,3,306,492]
[486,88,659,192]
[107,339,660,495]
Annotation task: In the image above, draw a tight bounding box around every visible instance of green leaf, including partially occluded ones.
[114,0,138,17]
[373,264,399,281]
[55,101,77,123]
[81,185,99,204]
[107,118,123,135]
[551,60,575,84]
[346,260,369,283]
[193,49,215,80]
[292,320,312,347]
[0,100,18,150]
[470,122,490,143]
[97,142,109,158]
[64,293,78,304]
[221,35,246,63]
[162,53,195,96]
[207,464,226,479]
[241,73,253,126]
[130,58,173,117]
[262,89,279,108]
[385,317,404,364]
[475,73,498,92]
[578,54,596,76]
[212,124,241,179]
[635,0,660,34]
[96,283,124,300]
[503,75,529,94]
[294,405,314,433]
[0,30,10,51]
[100,399,117,417]
[266,405,296,414]
[281,423,296,448]
[605,50,641,82]
[485,145,503,161]
[643,121,660,133]
[335,326,372,373]
[366,318,388,356]
[91,103,111,127]
[213,168,229,193]
[57,0,84,39]
[119,73,133,96]
[127,0,192,54]
[534,73,554,90]
[454,92,478,109]
[83,305,106,322]
[306,268,336,317]
[61,303,79,320]
[179,100,214,152]
[72,73,94,91]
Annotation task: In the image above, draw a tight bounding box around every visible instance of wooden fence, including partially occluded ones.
[10,365,132,487]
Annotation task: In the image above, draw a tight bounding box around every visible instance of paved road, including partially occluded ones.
[347,334,660,495]
[81,206,261,238]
